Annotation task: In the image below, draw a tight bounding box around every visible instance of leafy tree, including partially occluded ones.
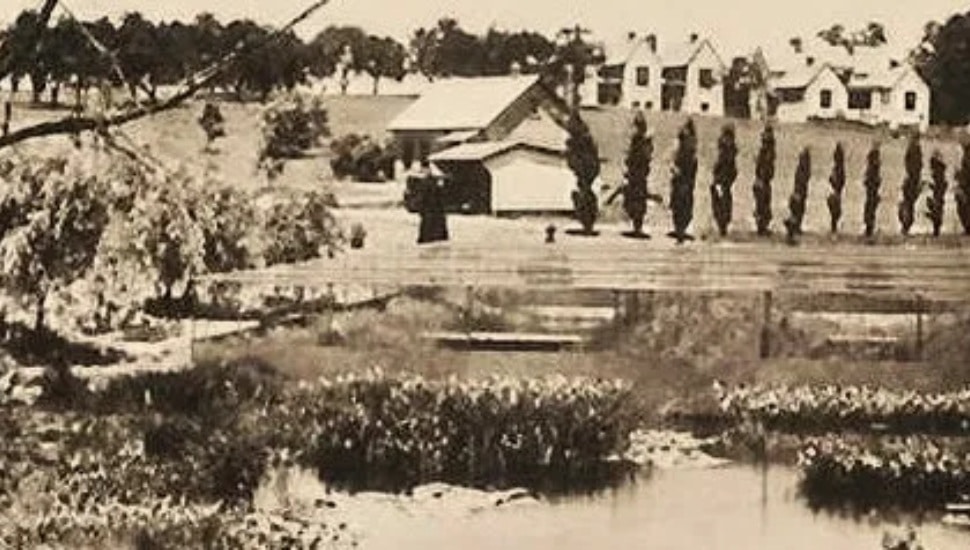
[753,124,776,235]
[898,134,923,236]
[607,111,654,237]
[329,134,396,182]
[668,119,698,243]
[826,143,847,233]
[257,91,330,179]
[915,13,970,124]
[784,148,812,243]
[0,155,110,335]
[116,12,162,101]
[863,143,883,238]
[262,192,343,265]
[956,141,970,235]
[925,150,948,237]
[565,110,600,234]
[817,21,887,52]
[198,101,226,152]
[710,124,738,236]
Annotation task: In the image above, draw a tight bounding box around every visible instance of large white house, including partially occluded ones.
[594,33,726,116]
[754,39,931,130]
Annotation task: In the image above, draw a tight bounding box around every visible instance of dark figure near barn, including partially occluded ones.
[416,163,449,244]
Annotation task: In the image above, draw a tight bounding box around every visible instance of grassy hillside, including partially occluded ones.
[5,94,968,238]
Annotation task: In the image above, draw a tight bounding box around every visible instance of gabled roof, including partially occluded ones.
[847,64,922,91]
[388,75,541,132]
[603,37,661,67]
[660,38,724,69]
[505,109,569,151]
[429,141,563,163]
[771,63,835,91]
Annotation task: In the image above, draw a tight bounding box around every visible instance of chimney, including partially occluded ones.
[889,59,901,69]
[806,56,815,67]
[645,34,657,53]
[689,33,699,44]
[789,37,804,54]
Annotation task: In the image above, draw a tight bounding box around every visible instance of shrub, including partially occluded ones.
[826,143,846,233]
[753,125,776,236]
[329,133,396,182]
[566,110,601,234]
[262,191,343,266]
[668,119,698,243]
[926,150,948,237]
[198,102,226,151]
[257,92,330,180]
[710,124,738,236]
[863,143,882,238]
[897,134,923,235]
[784,147,811,243]
[956,141,970,235]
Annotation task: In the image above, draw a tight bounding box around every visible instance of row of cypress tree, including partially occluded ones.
[566,111,970,243]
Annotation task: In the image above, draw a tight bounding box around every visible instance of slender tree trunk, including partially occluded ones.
[34,294,46,335]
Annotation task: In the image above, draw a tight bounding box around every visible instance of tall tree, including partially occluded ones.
[668,119,698,243]
[116,12,161,100]
[784,147,812,243]
[956,141,970,235]
[565,110,600,235]
[863,143,883,239]
[925,150,948,237]
[915,13,970,124]
[608,111,655,237]
[826,143,846,233]
[898,133,923,235]
[753,124,776,236]
[710,124,739,236]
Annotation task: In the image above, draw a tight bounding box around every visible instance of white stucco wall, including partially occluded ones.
[621,50,662,110]
[886,69,931,131]
[681,43,725,116]
[485,150,574,213]
[775,68,848,124]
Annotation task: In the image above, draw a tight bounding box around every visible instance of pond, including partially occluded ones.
[348,466,970,550]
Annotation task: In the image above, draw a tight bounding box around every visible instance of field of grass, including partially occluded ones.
[7,94,968,240]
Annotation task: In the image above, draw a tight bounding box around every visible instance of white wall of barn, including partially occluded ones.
[485,150,574,213]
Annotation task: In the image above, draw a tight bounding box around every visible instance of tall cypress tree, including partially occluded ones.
[668,118,698,244]
[710,124,738,236]
[863,143,882,239]
[784,147,811,243]
[620,111,654,237]
[926,150,948,237]
[753,125,776,236]
[898,133,923,236]
[956,141,970,235]
[826,143,846,234]
[566,110,601,235]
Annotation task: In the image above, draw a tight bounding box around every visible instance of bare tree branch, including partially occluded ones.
[0,0,331,151]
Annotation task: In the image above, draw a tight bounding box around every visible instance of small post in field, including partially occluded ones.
[2,101,10,137]
[760,290,773,359]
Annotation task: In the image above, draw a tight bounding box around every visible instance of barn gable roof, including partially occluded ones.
[388,75,543,132]
[429,141,563,164]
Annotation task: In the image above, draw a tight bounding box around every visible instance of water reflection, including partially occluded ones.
[361,466,970,550]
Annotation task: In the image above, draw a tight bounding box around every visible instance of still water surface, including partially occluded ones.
[363,466,970,550]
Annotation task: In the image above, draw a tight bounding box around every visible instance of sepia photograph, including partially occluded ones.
[1,0,970,548]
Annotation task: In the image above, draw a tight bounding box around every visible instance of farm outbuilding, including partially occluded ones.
[429,141,574,215]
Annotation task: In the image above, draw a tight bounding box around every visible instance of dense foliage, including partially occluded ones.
[753,125,776,235]
[715,383,970,435]
[897,134,923,236]
[329,133,396,182]
[566,111,601,234]
[669,119,698,243]
[710,124,738,236]
[798,435,970,511]
[257,91,331,178]
[826,143,847,233]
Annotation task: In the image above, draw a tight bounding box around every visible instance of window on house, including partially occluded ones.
[905,92,918,111]
[699,69,715,89]
[636,66,650,87]
[820,89,832,109]
[701,102,710,113]
[645,101,654,110]
[848,90,873,110]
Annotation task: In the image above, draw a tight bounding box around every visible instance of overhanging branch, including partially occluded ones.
[0,0,331,151]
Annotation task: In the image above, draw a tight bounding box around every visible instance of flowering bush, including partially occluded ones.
[715,383,970,435]
[798,435,970,510]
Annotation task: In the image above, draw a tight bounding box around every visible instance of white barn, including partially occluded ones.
[429,141,574,214]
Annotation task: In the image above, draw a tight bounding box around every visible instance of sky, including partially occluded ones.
[1,0,968,58]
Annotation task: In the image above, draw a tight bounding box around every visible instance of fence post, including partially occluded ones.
[759,290,773,360]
